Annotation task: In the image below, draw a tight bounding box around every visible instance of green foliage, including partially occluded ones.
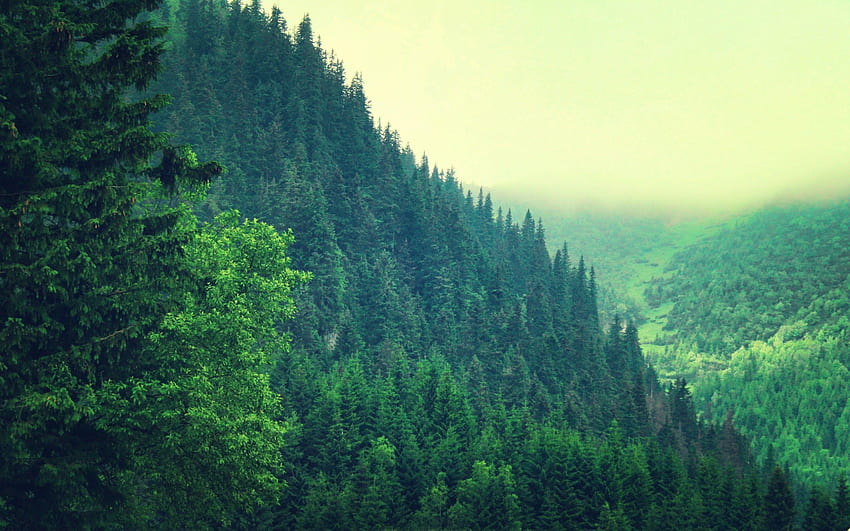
[803,485,836,531]
[152,0,636,437]
[142,3,794,528]
[123,213,306,525]
[764,467,796,530]
[0,0,301,527]
[694,333,850,488]
[9,0,836,527]
[628,200,850,499]
[448,460,521,530]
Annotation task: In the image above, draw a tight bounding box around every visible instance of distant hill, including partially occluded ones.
[530,199,850,489]
[640,199,850,487]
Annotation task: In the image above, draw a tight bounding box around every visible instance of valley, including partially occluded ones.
[532,200,850,491]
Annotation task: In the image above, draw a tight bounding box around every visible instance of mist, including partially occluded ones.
[273,0,850,213]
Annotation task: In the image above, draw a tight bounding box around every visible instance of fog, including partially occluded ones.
[272,0,850,213]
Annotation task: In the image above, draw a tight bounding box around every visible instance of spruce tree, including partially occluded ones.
[0,1,305,527]
[837,476,850,530]
[764,467,795,531]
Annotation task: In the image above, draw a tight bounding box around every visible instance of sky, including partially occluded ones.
[270,0,850,213]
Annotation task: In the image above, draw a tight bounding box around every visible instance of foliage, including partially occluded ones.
[146,3,810,529]
[0,0,301,527]
[639,200,850,492]
[152,0,638,438]
[694,331,850,488]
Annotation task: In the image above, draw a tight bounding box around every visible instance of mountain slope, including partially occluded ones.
[638,200,850,488]
[646,201,850,353]
[141,1,788,528]
[153,0,637,432]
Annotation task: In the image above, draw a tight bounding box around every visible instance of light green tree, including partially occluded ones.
[449,460,521,530]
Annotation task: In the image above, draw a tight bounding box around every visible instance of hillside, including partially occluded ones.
[536,198,850,489]
[147,1,773,528]
[3,0,848,528]
[531,198,850,491]
[527,207,725,328]
[633,200,850,488]
[645,202,850,353]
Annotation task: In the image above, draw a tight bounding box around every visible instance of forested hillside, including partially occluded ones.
[646,202,850,354]
[3,0,849,528]
[642,201,850,493]
[147,1,847,528]
[151,0,650,433]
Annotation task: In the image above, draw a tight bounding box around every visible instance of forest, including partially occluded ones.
[637,202,850,493]
[1,0,849,529]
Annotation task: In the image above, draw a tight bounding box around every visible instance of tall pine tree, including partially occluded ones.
[0,1,300,527]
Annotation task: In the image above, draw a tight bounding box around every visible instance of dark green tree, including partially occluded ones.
[763,467,795,531]
[412,472,451,529]
[0,1,315,527]
[347,436,403,529]
[835,477,850,528]
[802,485,836,531]
[448,460,522,530]
[837,476,850,530]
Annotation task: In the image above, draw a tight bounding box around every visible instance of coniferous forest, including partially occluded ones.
[2,1,849,529]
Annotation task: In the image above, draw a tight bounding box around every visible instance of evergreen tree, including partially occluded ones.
[347,436,403,529]
[763,467,795,531]
[802,485,836,531]
[412,472,451,529]
[0,0,317,527]
[836,476,850,530]
[448,460,522,530]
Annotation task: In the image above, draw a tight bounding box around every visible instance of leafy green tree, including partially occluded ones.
[127,212,307,525]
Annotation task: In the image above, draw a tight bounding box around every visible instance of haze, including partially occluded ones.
[270,0,850,213]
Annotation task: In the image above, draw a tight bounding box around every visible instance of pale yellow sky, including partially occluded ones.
[271,0,850,212]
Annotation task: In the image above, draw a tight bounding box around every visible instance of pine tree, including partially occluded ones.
[448,460,522,530]
[837,476,850,530]
[802,485,836,531]
[763,467,795,531]
[0,2,313,527]
[347,437,403,529]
